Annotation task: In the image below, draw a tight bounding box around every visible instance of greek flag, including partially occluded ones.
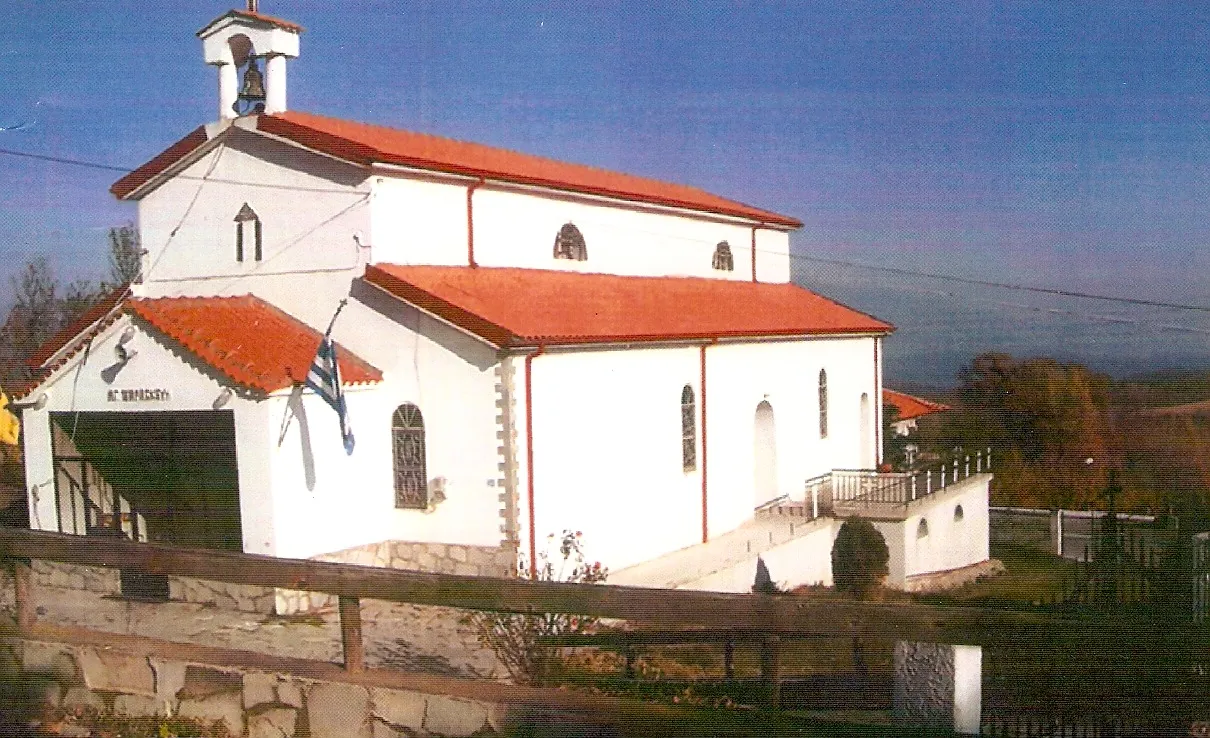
[306,332,355,455]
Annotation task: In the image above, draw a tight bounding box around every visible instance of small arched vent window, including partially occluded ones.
[818,369,829,439]
[392,404,428,509]
[917,519,930,539]
[954,505,965,522]
[712,241,734,271]
[234,203,263,263]
[681,384,697,471]
[553,222,587,261]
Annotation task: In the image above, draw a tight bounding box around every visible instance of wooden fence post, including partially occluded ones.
[761,635,781,709]
[13,560,35,632]
[338,595,364,672]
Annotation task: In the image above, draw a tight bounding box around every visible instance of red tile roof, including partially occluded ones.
[110,126,210,200]
[27,284,130,370]
[364,265,892,348]
[884,389,949,422]
[196,9,304,35]
[22,295,380,397]
[112,111,801,228]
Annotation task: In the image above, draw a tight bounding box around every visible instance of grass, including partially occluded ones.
[915,543,1079,607]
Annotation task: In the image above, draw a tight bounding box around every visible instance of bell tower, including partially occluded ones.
[197,2,302,120]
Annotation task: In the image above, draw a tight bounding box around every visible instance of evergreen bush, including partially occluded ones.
[831,518,889,598]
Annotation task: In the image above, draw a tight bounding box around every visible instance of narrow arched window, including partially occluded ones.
[681,384,696,471]
[954,505,965,522]
[553,222,587,261]
[392,403,428,509]
[818,369,828,439]
[712,241,734,271]
[917,519,929,539]
[234,203,262,262]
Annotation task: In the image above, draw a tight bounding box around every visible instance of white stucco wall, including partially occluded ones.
[19,318,275,556]
[872,475,992,587]
[516,334,880,574]
[704,337,881,540]
[135,128,372,330]
[264,290,505,561]
[369,174,792,282]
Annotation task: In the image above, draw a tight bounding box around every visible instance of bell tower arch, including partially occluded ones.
[197,3,303,120]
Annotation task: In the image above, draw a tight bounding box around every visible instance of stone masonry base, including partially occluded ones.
[3,639,507,737]
[901,558,1006,593]
[275,540,516,615]
[25,538,517,616]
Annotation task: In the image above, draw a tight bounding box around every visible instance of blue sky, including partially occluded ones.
[3,2,1210,382]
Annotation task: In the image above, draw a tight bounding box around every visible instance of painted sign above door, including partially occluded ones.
[107,388,172,403]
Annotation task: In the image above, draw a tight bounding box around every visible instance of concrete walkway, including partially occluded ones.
[609,513,832,590]
[13,582,502,680]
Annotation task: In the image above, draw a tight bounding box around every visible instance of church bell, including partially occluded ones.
[235,56,267,113]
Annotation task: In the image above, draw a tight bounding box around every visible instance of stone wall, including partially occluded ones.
[28,539,516,617]
[31,560,120,595]
[3,639,508,737]
[276,540,516,615]
[902,559,1005,593]
[0,566,13,612]
[168,577,277,615]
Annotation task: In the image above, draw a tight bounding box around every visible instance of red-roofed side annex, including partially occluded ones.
[20,295,380,399]
[884,389,950,423]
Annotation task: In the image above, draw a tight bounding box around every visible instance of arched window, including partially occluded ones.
[234,203,262,262]
[954,505,965,522]
[818,369,828,439]
[712,241,734,271]
[917,519,930,539]
[681,385,696,471]
[392,404,428,509]
[553,222,587,261]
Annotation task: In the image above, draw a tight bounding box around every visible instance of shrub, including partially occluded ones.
[464,530,607,685]
[831,518,889,598]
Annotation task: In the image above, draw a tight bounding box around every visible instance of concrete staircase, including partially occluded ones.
[608,510,835,593]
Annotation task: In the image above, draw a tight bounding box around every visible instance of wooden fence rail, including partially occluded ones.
[1,526,1206,679]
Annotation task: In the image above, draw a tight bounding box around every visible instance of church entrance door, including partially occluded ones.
[754,401,778,507]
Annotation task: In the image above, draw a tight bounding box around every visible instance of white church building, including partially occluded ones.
[16,7,990,611]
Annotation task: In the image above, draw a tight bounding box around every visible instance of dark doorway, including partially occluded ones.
[50,411,242,600]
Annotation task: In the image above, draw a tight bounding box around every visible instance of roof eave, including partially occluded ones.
[501,327,894,352]
[111,126,215,201]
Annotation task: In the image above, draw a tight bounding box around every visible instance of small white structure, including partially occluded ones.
[16,6,990,608]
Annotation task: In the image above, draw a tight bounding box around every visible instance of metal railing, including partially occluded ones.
[1195,531,1210,624]
[801,448,993,515]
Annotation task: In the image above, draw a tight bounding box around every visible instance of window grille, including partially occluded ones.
[392,403,428,509]
[712,241,734,271]
[818,369,828,438]
[553,222,588,261]
[681,384,696,471]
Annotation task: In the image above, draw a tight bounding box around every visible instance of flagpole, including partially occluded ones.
[325,298,349,336]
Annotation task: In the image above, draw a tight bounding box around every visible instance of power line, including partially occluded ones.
[5,142,1209,314]
[791,254,1210,313]
[0,145,368,196]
